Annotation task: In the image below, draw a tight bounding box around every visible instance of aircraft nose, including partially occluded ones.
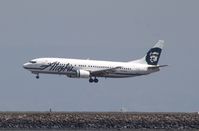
[23,63,29,69]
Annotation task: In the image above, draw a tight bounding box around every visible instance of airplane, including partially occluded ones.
[23,40,167,83]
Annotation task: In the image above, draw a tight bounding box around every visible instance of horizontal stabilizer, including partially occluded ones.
[148,65,168,69]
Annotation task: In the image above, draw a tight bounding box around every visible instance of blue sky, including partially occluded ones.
[0,0,198,112]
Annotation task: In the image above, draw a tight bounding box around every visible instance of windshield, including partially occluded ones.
[29,60,37,64]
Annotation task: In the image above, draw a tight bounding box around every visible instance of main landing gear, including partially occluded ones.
[89,77,99,83]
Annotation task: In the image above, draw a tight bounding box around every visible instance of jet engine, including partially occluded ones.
[67,70,90,78]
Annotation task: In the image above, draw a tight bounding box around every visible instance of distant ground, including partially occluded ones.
[0,112,198,130]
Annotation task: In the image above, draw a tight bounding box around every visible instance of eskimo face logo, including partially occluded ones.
[149,52,159,63]
[146,47,162,65]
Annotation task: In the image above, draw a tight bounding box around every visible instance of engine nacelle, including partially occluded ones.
[67,70,90,78]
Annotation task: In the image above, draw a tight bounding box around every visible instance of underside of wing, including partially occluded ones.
[90,66,121,77]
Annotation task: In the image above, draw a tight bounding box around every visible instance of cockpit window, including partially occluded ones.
[29,60,37,64]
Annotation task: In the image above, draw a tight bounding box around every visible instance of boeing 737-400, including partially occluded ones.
[23,40,167,83]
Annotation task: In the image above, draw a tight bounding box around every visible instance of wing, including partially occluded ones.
[90,66,121,77]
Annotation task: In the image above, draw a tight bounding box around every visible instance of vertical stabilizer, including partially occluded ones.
[130,40,164,65]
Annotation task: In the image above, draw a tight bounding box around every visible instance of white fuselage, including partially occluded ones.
[23,58,159,78]
[23,40,166,83]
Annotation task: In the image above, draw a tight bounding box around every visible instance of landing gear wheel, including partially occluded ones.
[94,78,98,83]
[89,78,94,83]
[89,77,99,83]
[36,74,39,79]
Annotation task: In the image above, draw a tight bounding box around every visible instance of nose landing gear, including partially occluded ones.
[36,74,39,79]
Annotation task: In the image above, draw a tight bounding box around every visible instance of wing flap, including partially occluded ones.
[90,66,121,76]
